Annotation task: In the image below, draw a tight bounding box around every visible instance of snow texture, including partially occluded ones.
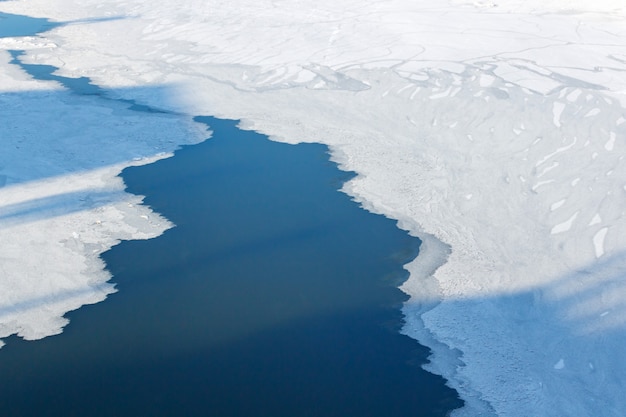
[1,0,626,416]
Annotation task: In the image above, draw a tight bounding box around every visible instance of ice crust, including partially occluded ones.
[1,0,626,416]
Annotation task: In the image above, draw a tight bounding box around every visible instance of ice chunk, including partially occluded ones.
[550,199,566,211]
[593,227,608,258]
[551,212,579,234]
[552,102,565,127]
[605,132,616,151]
[589,213,602,226]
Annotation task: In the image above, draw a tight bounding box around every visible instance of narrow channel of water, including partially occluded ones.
[1,12,463,416]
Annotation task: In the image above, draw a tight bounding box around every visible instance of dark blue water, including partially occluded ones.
[1,12,462,417]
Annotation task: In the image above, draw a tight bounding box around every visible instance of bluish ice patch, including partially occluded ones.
[0,12,59,38]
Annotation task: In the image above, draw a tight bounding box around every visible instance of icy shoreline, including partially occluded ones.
[0,15,206,345]
[2,1,626,415]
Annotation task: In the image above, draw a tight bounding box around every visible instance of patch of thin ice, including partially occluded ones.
[605,132,616,151]
[593,228,608,258]
[552,102,565,128]
[551,212,579,234]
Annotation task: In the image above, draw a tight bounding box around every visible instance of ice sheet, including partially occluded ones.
[1,0,626,415]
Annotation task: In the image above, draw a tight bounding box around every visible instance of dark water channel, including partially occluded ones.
[0,12,462,417]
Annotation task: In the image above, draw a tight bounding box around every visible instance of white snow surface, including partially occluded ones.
[2,0,626,416]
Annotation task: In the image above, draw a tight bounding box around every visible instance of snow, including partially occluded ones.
[2,0,626,416]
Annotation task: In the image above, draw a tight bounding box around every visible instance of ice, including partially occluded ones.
[550,199,566,211]
[532,179,555,191]
[535,137,577,166]
[552,102,565,127]
[2,0,626,416]
[537,161,559,178]
[479,73,495,87]
[585,108,601,117]
[593,228,608,258]
[551,211,579,234]
[589,213,602,226]
[605,132,616,151]
[566,89,581,102]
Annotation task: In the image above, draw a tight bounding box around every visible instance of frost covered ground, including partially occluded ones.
[1,0,626,416]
